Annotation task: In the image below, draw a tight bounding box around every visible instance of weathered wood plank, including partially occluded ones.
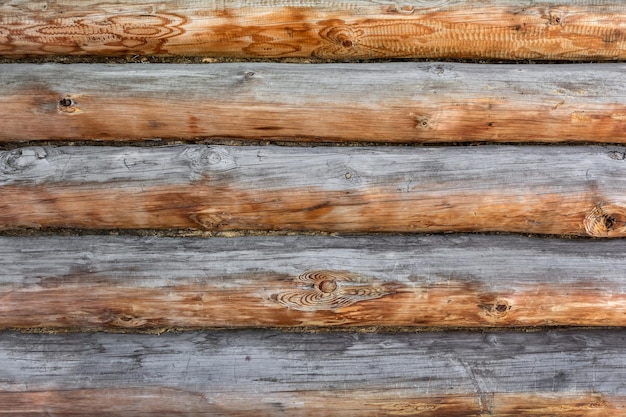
[3,390,619,417]
[2,0,626,61]
[4,63,626,143]
[0,330,624,415]
[2,234,626,329]
[1,145,626,236]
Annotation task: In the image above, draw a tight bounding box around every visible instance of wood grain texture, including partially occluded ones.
[0,330,624,415]
[3,0,626,60]
[5,62,626,143]
[2,144,626,236]
[2,234,626,329]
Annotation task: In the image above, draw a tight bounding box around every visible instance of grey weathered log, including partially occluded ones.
[0,329,624,415]
[2,234,626,329]
[3,63,626,143]
[1,144,626,236]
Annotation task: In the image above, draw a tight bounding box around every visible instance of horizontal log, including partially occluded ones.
[2,234,626,329]
[0,329,624,415]
[4,63,626,143]
[1,145,626,236]
[3,0,626,61]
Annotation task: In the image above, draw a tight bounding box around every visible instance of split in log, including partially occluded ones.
[3,0,626,61]
[1,234,626,329]
[5,63,626,143]
[0,329,624,415]
[1,145,626,236]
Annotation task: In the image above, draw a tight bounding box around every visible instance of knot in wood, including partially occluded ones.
[584,205,626,237]
[607,151,626,160]
[100,310,148,328]
[548,12,564,26]
[323,26,357,48]
[320,164,361,187]
[387,4,415,15]
[272,270,394,312]
[0,147,48,175]
[184,146,236,180]
[57,96,79,113]
[478,299,511,319]
[315,23,364,58]
[318,279,337,294]
[414,115,430,130]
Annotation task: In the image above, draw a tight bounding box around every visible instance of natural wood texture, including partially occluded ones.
[3,390,620,417]
[2,145,626,236]
[5,63,626,143]
[3,0,626,60]
[2,234,626,329]
[0,330,624,415]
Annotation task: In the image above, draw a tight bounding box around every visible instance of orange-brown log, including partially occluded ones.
[3,0,626,60]
[2,390,624,416]
[1,145,626,237]
[2,234,626,329]
[0,330,624,415]
[4,63,626,143]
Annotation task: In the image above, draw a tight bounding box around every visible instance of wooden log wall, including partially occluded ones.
[2,1,626,416]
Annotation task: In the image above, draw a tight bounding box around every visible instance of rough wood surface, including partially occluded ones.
[0,329,624,415]
[2,144,626,236]
[5,63,626,143]
[3,0,626,60]
[2,234,626,329]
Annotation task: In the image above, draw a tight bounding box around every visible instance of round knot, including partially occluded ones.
[479,299,511,318]
[57,96,80,113]
[0,147,48,175]
[584,205,626,237]
[323,26,356,48]
[184,146,237,180]
[318,280,337,294]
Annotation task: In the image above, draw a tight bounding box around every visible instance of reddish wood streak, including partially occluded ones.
[0,182,603,235]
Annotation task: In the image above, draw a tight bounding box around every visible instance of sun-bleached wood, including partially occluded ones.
[4,63,626,143]
[2,0,626,60]
[1,145,626,236]
[0,330,624,416]
[2,234,626,329]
